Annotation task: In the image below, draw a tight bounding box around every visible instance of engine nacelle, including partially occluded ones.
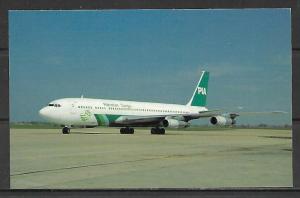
[210,116,235,126]
[162,119,189,128]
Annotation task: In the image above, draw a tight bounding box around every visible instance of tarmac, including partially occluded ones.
[10,127,292,188]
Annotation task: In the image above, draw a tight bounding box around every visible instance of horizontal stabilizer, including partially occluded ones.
[227,111,287,119]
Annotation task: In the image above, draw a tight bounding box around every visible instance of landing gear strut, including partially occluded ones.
[120,127,134,134]
[62,127,70,134]
[151,127,165,135]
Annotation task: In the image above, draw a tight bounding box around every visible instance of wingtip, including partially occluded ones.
[272,111,288,114]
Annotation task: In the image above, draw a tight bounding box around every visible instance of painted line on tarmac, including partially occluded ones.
[11,156,171,177]
[12,142,291,177]
[258,136,291,139]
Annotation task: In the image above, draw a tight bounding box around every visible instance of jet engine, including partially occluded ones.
[210,116,235,126]
[162,119,189,128]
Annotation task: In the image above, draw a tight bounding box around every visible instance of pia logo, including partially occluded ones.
[197,87,207,95]
[80,110,92,121]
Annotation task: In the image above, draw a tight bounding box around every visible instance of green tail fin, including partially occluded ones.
[187,71,209,107]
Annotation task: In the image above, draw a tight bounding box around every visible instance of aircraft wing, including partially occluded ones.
[197,109,287,117]
[195,109,224,117]
[114,113,201,125]
[113,110,286,125]
[114,115,166,124]
[113,109,223,125]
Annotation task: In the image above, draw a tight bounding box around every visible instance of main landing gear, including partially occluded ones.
[120,127,134,134]
[119,127,166,135]
[62,126,70,134]
[151,127,165,135]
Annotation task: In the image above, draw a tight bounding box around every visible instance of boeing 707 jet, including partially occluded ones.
[39,71,284,134]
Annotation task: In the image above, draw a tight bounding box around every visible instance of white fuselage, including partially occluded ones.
[39,98,207,127]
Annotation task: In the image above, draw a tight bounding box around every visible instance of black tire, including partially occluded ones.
[62,127,70,134]
[129,128,134,134]
[120,127,134,134]
[125,127,129,134]
[159,128,165,135]
[151,128,156,134]
[151,128,165,135]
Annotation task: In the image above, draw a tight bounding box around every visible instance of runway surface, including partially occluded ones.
[10,127,292,188]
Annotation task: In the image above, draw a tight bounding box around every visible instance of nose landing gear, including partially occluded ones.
[62,127,70,134]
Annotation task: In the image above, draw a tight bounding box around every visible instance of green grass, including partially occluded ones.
[10,127,292,189]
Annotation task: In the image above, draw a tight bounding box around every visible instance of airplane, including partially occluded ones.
[39,71,284,135]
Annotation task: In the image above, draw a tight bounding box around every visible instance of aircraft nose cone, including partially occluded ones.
[39,107,59,122]
[39,107,47,117]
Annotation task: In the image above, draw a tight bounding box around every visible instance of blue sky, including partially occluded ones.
[9,9,291,125]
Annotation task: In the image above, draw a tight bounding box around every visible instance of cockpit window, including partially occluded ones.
[49,103,61,107]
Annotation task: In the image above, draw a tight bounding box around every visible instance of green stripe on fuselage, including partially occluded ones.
[94,114,108,126]
[106,115,122,123]
[94,114,121,126]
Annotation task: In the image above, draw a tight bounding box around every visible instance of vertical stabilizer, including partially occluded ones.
[186,71,209,107]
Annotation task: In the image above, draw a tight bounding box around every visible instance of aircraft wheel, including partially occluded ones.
[120,127,134,134]
[151,128,165,135]
[62,127,70,134]
[151,128,156,134]
[129,128,134,134]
